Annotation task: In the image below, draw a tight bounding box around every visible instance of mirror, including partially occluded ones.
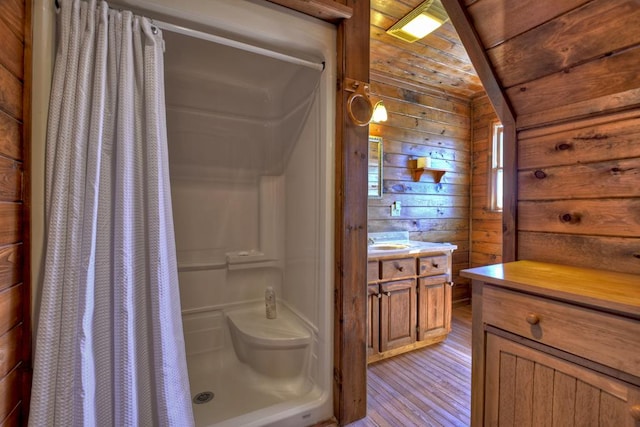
[368,136,383,198]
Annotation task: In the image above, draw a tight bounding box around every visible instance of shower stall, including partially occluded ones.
[32,0,335,426]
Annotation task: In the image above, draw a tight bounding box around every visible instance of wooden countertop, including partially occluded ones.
[461,260,640,319]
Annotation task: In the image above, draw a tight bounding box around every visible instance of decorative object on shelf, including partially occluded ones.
[408,158,446,182]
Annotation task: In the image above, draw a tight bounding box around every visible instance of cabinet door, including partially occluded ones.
[417,275,451,341]
[380,279,416,351]
[485,333,640,427]
[367,284,380,357]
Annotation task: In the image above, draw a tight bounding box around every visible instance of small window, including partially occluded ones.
[489,122,503,212]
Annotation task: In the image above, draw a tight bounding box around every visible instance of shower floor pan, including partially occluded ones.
[187,349,319,426]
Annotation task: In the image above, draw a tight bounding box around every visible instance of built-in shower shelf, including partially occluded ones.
[178,261,227,272]
[226,251,278,271]
[227,260,279,270]
[177,251,279,272]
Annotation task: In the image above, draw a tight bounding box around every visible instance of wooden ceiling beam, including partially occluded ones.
[441,0,514,126]
[441,0,517,263]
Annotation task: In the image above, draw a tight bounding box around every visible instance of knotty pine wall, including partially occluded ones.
[516,111,640,273]
[470,94,501,267]
[368,77,472,304]
[0,0,31,423]
[459,0,640,275]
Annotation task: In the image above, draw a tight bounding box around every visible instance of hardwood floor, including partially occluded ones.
[347,304,472,427]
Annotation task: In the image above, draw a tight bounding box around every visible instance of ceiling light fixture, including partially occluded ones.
[386,0,449,43]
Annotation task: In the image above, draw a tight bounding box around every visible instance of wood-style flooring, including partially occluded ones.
[347,304,472,427]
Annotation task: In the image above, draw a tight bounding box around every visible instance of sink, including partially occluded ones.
[368,243,410,250]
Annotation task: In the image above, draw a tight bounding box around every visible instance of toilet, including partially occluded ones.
[226,304,312,378]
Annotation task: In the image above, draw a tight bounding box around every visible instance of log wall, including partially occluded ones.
[458,0,640,275]
[368,77,472,303]
[470,94,502,268]
[0,0,31,423]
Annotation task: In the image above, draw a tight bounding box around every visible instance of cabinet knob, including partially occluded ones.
[432,263,439,268]
[395,264,404,272]
[630,405,640,421]
[384,291,391,297]
[526,313,540,325]
[376,293,382,299]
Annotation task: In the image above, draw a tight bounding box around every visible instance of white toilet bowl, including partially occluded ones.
[226,304,311,378]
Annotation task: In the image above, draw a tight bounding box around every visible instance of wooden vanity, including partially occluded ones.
[462,261,640,426]
[367,244,456,363]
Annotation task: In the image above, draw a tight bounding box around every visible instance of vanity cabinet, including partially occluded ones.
[462,261,640,426]
[367,250,453,363]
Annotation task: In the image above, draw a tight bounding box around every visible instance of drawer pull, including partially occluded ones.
[631,405,640,421]
[396,265,404,272]
[432,263,439,268]
[526,313,540,325]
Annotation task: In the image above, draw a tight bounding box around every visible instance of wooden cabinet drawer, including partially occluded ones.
[380,257,416,280]
[367,260,379,283]
[483,285,640,378]
[418,255,448,277]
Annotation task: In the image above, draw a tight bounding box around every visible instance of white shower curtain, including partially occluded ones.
[29,0,194,425]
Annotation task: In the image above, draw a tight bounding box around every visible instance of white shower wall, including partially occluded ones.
[283,99,323,328]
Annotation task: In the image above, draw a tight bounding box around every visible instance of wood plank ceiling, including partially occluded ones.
[370,0,484,99]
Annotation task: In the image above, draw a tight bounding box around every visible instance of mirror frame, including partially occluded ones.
[368,136,383,199]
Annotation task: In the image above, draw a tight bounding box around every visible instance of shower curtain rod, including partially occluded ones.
[52,1,324,70]
[151,19,325,72]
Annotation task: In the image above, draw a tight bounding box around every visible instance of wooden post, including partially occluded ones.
[334,0,370,423]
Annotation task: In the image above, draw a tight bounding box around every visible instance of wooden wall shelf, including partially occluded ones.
[408,159,447,183]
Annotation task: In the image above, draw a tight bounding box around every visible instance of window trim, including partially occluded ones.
[488,121,504,212]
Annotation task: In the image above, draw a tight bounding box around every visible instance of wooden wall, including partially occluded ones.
[368,77,472,303]
[453,0,640,275]
[470,94,501,267]
[0,0,31,424]
[516,111,640,273]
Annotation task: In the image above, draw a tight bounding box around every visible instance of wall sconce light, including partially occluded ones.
[386,0,449,43]
[371,101,388,123]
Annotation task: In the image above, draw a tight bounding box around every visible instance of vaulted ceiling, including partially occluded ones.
[370,0,484,99]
